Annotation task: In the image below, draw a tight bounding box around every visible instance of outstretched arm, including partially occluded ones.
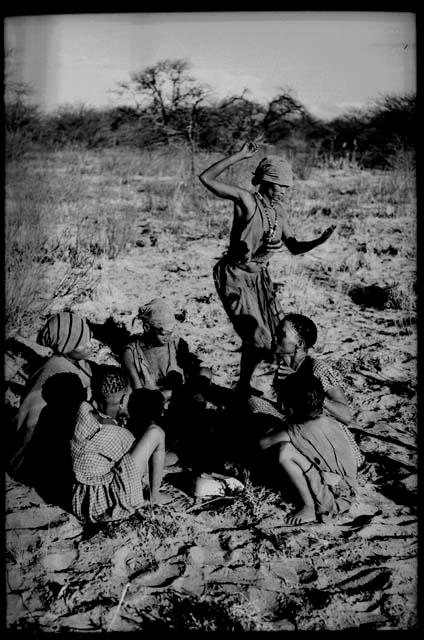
[280,216,336,255]
[198,141,258,203]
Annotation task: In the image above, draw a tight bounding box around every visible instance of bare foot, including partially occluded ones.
[150,492,170,507]
[285,506,316,526]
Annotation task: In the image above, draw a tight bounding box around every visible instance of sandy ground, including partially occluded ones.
[5,179,417,631]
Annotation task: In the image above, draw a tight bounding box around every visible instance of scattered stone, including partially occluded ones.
[111,546,133,579]
[399,474,417,493]
[50,518,84,541]
[6,567,26,592]
[378,395,399,410]
[41,548,78,572]
[357,410,382,425]
[270,619,296,631]
[59,608,103,631]
[6,593,26,626]
[269,561,299,584]
[173,568,206,597]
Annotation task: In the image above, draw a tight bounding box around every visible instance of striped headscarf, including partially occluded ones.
[37,312,91,354]
[252,155,293,187]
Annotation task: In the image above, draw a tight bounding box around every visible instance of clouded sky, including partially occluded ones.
[5,11,416,120]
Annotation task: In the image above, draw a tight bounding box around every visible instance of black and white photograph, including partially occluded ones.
[4,10,417,632]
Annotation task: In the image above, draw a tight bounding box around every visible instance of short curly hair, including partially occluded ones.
[92,365,129,398]
[278,313,318,349]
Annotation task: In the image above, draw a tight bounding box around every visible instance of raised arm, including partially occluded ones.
[280,215,336,256]
[198,141,258,204]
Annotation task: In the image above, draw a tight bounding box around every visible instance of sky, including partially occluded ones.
[4,11,416,120]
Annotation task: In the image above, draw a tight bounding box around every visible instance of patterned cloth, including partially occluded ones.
[213,194,283,352]
[37,311,91,354]
[248,356,364,467]
[71,401,144,522]
[288,416,357,521]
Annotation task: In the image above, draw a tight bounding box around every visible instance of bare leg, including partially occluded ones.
[238,347,262,393]
[130,425,165,504]
[278,442,316,525]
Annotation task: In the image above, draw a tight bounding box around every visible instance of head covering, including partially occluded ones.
[137,298,175,331]
[37,311,91,354]
[252,155,293,187]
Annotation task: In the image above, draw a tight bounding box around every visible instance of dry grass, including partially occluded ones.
[5,145,415,336]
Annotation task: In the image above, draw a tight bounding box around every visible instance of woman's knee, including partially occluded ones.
[278,441,293,464]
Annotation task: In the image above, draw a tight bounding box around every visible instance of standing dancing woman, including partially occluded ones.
[199,141,335,395]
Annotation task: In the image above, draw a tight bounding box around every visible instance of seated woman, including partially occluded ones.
[122,298,216,446]
[71,366,166,523]
[21,372,87,508]
[259,369,357,525]
[122,297,211,395]
[249,313,364,468]
[9,311,95,479]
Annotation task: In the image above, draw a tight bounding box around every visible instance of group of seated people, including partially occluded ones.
[8,298,362,527]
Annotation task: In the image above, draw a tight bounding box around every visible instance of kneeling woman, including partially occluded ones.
[71,366,165,523]
[260,371,357,525]
[250,312,364,468]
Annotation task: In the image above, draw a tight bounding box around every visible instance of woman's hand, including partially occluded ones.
[320,225,336,243]
[238,140,259,159]
[275,364,296,381]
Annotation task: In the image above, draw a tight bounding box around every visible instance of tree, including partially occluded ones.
[4,48,41,157]
[194,91,260,151]
[115,59,211,145]
[262,89,309,143]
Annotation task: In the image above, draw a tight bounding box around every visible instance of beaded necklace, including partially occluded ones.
[257,192,278,241]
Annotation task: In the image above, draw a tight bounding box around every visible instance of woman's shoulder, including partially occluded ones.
[26,355,68,388]
[309,356,334,374]
[309,357,344,390]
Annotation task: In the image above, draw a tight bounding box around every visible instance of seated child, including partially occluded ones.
[259,369,358,525]
[70,365,165,523]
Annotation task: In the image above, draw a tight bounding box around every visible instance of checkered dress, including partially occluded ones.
[71,402,145,522]
[248,358,364,467]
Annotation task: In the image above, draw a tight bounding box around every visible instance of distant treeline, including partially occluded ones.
[5,58,416,169]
